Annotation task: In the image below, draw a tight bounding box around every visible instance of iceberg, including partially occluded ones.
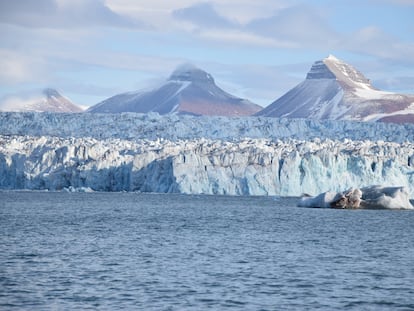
[298,186,413,209]
[63,186,94,193]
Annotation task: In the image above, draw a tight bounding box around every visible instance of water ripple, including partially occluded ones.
[1,192,413,310]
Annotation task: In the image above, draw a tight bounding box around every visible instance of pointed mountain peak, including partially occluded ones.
[169,63,215,84]
[0,88,83,113]
[306,55,372,88]
[325,54,339,62]
[43,88,61,98]
[258,55,414,123]
[306,59,336,80]
[324,55,371,87]
[89,63,261,116]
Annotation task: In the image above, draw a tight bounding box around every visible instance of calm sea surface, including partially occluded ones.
[1,191,413,310]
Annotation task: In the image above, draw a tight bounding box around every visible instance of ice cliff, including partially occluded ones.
[1,134,413,197]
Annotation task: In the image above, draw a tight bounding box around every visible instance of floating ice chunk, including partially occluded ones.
[298,186,413,209]
[298,188,361,209]
[360,186,413,210]
[63,186,94,193]
[298,191,338,208]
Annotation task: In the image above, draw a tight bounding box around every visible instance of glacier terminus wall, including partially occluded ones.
[1,128,413,196]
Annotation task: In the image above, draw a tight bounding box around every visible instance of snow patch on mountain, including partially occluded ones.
[323,54,371,89]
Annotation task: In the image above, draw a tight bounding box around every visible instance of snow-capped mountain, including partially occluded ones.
[257,55,414,123]
[87,64,262,116]
[0,88,83,113]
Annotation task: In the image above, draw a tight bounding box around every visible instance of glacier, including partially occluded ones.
[1,112,414,142]
[0,112,413,197]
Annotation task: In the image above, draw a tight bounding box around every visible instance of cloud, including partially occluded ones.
[351,57,414,93]
[0,0,142,28]
[198,30,296,48]
[171,2,338,49]
[108,0,291,28]
[187,60,309,106]
[375,76,414,93]
[0,92,44,112]
[173,2,236,29]
[375,0,414,5]
[1,0,412,108]
[0,49,49,84]
[342,26,414,63]
[246,5,337,47]
[212,0,292,24]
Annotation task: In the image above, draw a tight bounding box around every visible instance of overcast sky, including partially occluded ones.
[0,0,413,107]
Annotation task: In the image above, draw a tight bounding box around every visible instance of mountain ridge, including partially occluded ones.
[87,64,262,116]
[256,55,414,123]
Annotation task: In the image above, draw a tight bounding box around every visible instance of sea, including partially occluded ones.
[1,191,413,310]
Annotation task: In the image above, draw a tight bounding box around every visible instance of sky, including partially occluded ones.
[0,0,413,108]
